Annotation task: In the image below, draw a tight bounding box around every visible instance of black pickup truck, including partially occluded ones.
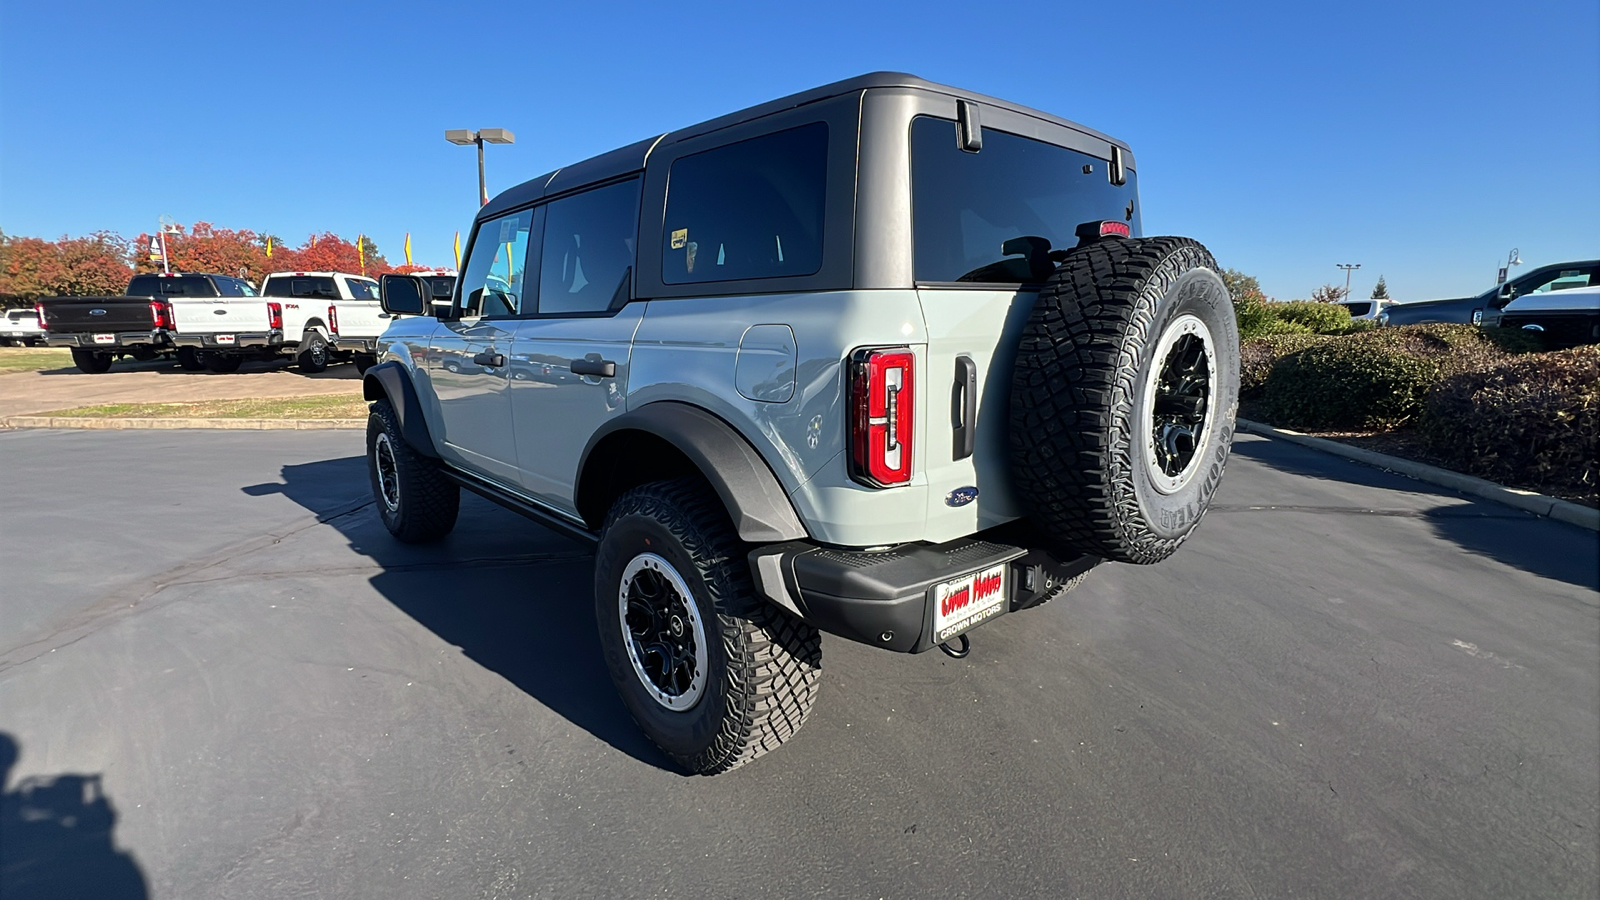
[37,272,258,373]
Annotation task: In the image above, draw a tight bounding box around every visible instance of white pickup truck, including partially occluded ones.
[2,308,47,346]
[259,271,390,373]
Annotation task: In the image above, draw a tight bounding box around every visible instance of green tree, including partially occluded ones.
[1310,283,1349,304]
[1371,275,1390,300]
[1222,268,1262,303]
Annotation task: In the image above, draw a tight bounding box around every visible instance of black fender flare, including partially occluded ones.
[362,362,438,458]
[577,402,808,543]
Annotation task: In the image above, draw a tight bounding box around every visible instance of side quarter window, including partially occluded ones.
[459,208,537,318]
[537,179,641,315]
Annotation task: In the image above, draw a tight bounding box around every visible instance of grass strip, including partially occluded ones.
[0,348,72,374]
[44,395,369,420]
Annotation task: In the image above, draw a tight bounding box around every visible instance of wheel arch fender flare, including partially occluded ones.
[576,401,809,543]
[362,361,439,458]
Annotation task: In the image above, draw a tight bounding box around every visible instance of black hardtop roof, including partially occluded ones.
[479,72,1128,221]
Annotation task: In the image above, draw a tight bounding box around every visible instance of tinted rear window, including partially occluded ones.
[344,279,380,300]
[662,122,828,284]
[422,277,456,300]
[911,117,1141,284]
[263,276,340,299]
[126,275,220,297]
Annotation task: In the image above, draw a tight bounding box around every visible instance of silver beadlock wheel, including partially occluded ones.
[1138,313,1217,496]
[373,432,401,512]
[618,552,709,712]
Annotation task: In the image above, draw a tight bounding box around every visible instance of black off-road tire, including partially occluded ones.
[595,478,822,775]
[175,347,206,371]
[366,397,459,543]
[1009,236,1239,565]
[203,353,243,374]
[297,329,330,373]
[70,348,113,374]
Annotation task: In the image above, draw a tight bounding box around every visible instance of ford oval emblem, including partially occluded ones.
[945,486,980,507]
[89,309,107,316]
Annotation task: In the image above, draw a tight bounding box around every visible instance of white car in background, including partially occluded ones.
[1488,284,1600,348]
[1,308,47,346]
[259,271,391,373]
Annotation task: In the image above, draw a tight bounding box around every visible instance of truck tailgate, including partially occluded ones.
[169,298,269,334]
[37,297,155,333]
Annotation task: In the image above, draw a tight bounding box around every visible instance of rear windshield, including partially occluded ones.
[344,278,380,300]
[911,117,1141,284]
[7,310,37,321]
[422,276,456,300]
[263,276,340,299]
[126,275,220,297]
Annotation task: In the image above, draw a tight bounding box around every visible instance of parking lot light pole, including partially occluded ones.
[445,128,515,206]
[1337,263,1361,301]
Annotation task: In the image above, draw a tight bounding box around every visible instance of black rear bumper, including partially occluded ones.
[749,524,1099,653]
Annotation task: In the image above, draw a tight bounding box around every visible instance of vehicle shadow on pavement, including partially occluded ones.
[243,457,676,771]
[0,732,149,899]
[1232,436,1599,590]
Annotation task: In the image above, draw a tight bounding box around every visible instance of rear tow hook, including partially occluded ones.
[938,634,971,659]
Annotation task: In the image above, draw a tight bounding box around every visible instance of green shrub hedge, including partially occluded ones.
[1261,341,1441,430]
[1418,346,1599,495]
[1240,334,1331,398]
[1236,294,1312,339]
[1272,300,1352,335]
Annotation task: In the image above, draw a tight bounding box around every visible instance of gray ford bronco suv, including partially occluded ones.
[368,73,1239,774]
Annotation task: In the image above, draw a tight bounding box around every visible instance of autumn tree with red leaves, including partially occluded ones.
[1,230,131,307]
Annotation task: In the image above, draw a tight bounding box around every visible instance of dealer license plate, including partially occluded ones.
[931,563,1008,644]
[215,334,236,345]
[92,333,115,344]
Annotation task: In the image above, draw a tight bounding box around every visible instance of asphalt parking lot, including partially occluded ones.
[1,428,1595,899]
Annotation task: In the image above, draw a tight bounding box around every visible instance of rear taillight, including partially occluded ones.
[149,299,173,330]
[849,347,915,487]
[34,302,48,331]
[327,304,339,335]
[267,302,283,330]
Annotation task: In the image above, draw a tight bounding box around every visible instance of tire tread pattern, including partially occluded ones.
[604,478,821,775]
[1009,236,1232,564]
[368,398,459,543]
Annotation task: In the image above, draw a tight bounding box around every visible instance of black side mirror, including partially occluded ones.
[380,274,427,316]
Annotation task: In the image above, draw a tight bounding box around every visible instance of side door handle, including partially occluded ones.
[570,358,617,378]
[952,355,978,461]
[473,351,505,368]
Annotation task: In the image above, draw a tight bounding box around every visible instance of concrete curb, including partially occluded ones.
[1,416,364,431]
[1236,418,1599,532]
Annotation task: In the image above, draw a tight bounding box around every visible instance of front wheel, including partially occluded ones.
[69,348,113,374]
[595,478,822,775]
[366,398,459,542]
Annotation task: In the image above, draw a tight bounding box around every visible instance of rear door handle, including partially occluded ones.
[952,355,978,460]
[570,358,617,378]
[473,351,505,368]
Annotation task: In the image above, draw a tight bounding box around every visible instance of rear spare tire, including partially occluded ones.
[1009,236,1238,565]
[70,348,113,374]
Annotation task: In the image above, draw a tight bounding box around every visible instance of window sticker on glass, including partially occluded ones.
[671,228,688,250]
[498,219,517,245]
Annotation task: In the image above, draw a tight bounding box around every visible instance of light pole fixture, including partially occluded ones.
[1497,247,1522,284]
[445,128,515,206]
[1336,263,1361,301]
[157,215,182,274]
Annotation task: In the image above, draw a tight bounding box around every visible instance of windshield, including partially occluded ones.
[911,117,1141,284]
[126,275,220,297]
[263,276,340,300]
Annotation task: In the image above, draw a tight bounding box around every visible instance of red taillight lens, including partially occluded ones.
[849,347,914,487]
[149,300,173,330]
[34,302,48,331]
[327,304,338,335]
[1099,220,1131,238]
[267,302,283,330]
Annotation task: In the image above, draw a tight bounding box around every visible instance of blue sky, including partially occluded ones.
[1,0,1596,301]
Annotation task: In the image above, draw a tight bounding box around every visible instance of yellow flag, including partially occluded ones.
[265,236,273,258]
[404,233,413,266]
[454,231,461,269]
[358,234,366,274]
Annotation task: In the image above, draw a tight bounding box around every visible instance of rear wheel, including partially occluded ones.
[203,353,243,374]
[595,478,822,775]
[176,347,206,371]
[297,330,330,373]
[366,398,459,542]
[1009,236,1239,565]
[69,348,113,374]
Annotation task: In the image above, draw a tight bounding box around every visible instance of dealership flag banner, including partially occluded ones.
[404,233,413,266]
[454,231,461,269]
[358,235,366,274]
[265,236,273,258]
